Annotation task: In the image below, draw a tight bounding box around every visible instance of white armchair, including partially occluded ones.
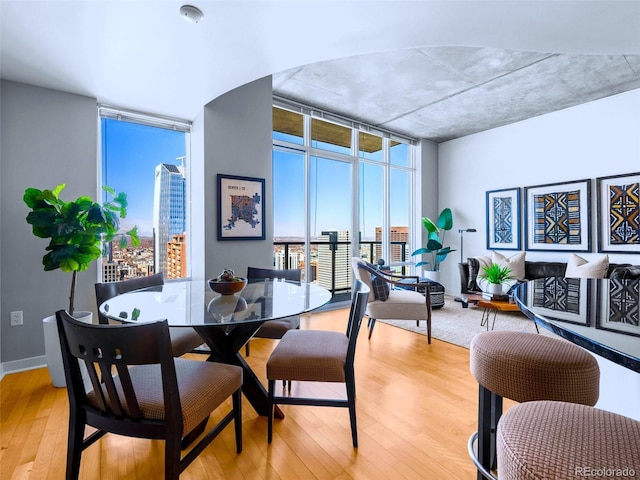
[351,257,432,343]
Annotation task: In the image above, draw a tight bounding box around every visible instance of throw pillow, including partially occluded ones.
[565,253,609,279]
[492,251,526,281]
[370,274,390,301]
[468,255,492,291]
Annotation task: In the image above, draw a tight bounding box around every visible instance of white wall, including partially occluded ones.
[437,88,640,294]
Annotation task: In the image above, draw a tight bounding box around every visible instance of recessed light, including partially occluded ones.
[180,5,204,24]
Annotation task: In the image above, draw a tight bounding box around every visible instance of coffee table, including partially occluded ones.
[462,293,533,332]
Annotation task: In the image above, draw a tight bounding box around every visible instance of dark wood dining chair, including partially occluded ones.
[55,310,243,480]
[266,280,369,448]
[95,273,205,356]
[244,267,302,356]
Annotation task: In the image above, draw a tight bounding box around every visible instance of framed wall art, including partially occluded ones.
[596,279,640,337]
[217,174,265,241]
[486,187,521,250]
[524,179,591,252]
[596,171,640,254]
[529,277,590,326]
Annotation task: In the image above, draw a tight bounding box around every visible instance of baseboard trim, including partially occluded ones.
[0,355,47,381]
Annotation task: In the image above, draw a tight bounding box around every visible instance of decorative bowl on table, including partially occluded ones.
[208,269,247,295]
[208,277,247,295]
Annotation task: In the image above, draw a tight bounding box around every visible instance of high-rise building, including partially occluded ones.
[316,230,352,292]
[375,226,409,264]
[166,233,187,279]
[153,163,186,276]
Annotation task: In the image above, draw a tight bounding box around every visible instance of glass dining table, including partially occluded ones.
[99,278,332,418]
[514,277,640,373]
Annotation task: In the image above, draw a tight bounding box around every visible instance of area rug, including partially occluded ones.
[378,295,554,349]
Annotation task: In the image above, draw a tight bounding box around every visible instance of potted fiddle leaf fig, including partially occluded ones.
[411,208,455,277]
[24,183,140,315]
[24,184,139,387]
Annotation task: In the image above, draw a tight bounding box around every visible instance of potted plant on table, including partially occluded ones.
[478,263,513,295]
[24,183,139,386]
[411,208,455,282]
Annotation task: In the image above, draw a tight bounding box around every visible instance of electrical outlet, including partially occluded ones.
[10,311,23,326]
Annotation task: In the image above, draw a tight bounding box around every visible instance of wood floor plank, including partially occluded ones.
[1,307,479,479]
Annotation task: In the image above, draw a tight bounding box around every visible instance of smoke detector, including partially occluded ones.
[180,5,204,24]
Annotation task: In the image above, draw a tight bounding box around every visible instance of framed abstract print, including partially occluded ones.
[217,174,265,241]
[596,172,640,254]
[597,279,640,337]
[524,179,591,252]
[528,277,590,326]
[486,187,521,250]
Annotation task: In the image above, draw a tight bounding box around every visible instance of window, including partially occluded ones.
[99,106,191,282]
[272,101,416,291]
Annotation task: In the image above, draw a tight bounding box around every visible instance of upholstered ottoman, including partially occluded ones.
[469,331,600,480]
[497,400,640,480]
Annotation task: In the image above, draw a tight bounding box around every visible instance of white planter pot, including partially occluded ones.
[43,311,93,388]
[486,283,503,295]
[422,270,441,283]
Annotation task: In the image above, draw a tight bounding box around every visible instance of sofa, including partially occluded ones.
[459,255,637,297]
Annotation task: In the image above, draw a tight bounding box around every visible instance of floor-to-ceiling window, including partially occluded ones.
[99,106,191,282]
[273,100,417,293]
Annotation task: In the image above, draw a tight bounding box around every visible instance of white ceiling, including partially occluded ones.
[2,1,640,142]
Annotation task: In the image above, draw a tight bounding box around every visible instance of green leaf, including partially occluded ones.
[437,208,453,231]
[421,217,439,234]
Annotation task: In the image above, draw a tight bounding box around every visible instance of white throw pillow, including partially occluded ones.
[491,251,526,281]
[565,253,609,279]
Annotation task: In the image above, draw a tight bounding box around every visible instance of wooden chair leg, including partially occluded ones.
[66,411,85,480]
[345,368,358,448]
[245,342,250,356]
[267,380,275,444]
[368,318,377,339]
[233,388,243,453]
[165,433,181,480]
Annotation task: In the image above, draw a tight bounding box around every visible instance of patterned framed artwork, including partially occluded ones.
[486,187,521,250]
[597,279,640,337]
[596,172,640,254]
[528,277,590,326]
[524,179,591,252]
[217,174,265,241]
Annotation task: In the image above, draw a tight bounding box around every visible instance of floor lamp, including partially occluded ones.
[455,228,476,303]
[459,228,477,264]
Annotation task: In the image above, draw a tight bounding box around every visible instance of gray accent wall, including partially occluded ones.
[0,80,98,365]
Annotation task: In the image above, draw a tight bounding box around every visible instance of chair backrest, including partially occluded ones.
[56,309,181,430]
[345,280,370,365]
[351,257,374,302]
[247,267,301,283]
[95,273,164,324]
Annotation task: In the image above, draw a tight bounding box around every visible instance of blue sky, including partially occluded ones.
[102,118,185,236]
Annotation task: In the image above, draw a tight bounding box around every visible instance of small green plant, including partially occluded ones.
[411,208,455,272]
[24,184,139,315]
[479,263,513,285]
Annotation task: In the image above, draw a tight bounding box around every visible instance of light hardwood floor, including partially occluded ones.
[1,308,487,479]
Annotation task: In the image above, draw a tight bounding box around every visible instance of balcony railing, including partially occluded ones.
[273,240,409,297]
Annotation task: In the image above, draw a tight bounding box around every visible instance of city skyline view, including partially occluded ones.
[101,118,186,237]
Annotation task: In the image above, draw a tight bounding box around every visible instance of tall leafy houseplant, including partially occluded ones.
[24,184,140,315]
[411,208,455,272]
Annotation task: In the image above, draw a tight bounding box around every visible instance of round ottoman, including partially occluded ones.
[498,400,640,480]
[469,331,600,480]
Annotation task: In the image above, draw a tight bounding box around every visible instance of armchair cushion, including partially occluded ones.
[370,274,390,301]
